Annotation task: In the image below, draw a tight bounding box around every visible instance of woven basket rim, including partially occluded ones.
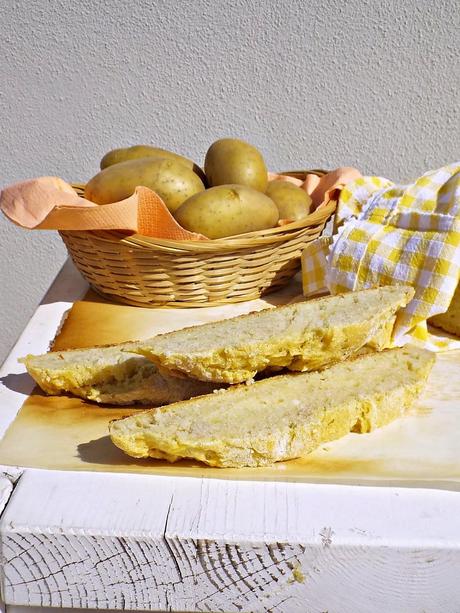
[69,168,333,251]
[61,199,335,253]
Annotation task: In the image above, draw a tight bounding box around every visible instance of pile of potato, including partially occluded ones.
[85,139,312,239]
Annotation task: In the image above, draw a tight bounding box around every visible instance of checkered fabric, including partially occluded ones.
[302,163,460,350]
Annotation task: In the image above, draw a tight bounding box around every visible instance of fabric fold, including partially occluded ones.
[302,163,460,350]
[1,168,361,240]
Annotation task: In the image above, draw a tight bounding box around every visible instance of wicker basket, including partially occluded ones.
[60,170,335,307]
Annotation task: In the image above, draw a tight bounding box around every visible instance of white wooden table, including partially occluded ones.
[1,260,459,613]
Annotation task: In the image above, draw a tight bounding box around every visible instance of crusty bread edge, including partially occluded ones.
[129,284,414,352]
[109,346,434,467]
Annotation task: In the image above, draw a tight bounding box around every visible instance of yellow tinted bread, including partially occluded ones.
[20,343,218,406]
[131,286,414,383]
[430,284,460,337]
[109,345,434,468]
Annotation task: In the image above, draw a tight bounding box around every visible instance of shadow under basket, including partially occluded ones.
[60,170,336,307]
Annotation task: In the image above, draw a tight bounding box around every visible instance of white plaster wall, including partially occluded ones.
[0,0,459,363]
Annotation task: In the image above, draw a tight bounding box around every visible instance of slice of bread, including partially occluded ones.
[109,345,434,468]
[430,284,460,337]
[20,343,218,406]
[131,286,414,384]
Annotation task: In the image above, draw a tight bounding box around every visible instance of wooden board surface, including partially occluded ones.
[0,283,459,487]
[2,470,460,612]
[1,263,460,613]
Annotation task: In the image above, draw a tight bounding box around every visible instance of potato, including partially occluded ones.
[265,180,312,221]
[174,185,279,239]
[85,158,205,212]
[99,145,206,182]
[204,138,268,191]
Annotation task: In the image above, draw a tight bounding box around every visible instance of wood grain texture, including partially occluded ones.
[0,475,13,518]
[1,470,460,612]
[2,261,460,612]
[0,475,14,613]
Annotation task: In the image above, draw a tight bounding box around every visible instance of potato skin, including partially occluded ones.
[100,145,206,182]
[174,184,279,239]
[204,138,268,191]
[85,158,205,212]
[266,180,312,221]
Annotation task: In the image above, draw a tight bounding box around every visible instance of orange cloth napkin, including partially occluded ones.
[1,168,361,240]
[0,177,207,240]
[268,168,362,225]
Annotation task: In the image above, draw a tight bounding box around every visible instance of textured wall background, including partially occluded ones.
[1,0,459,363]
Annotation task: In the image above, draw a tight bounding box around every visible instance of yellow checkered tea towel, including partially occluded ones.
[302,163,460,350]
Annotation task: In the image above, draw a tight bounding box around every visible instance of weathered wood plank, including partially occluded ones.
[1,262,460,612]
[0,475,13,516]
[1,470,459,612]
